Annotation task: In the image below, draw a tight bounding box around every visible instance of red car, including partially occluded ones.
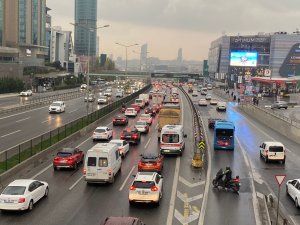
[138,152,164,173]
[130,104,141,113]
[53,148,84,170]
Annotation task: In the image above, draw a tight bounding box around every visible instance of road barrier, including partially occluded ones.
[0,84,151,175]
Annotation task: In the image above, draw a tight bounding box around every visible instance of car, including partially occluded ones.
[116,90,124,98]
[84,94,95,102]
[109,139,129,158]
[104,90,112,97]
[131,104,141,113]
[92,126,113,141]
[53,147,84,170]
[192,90,198,97]
[0,179,49,211]
[102,216,145,225]
[210,98,218,105]
[216,101,226,111]
[271,101,288,109]
[144,107,156,117]
[80,84,87,90]
[259,141,286,164]
[198,99,208,106]
[129,172,163,206]
[19,90,33,96]
[139,113,153,125]
[120,127,141,144]
[135,120,149,133]
[97,96,108,104]
[125,108,138,117]
[208,118,222,128]
[286,179,300,208]
[49,101,65,113]
[138,152,164,173]
[205,94,212,100]
[113,114,128,126]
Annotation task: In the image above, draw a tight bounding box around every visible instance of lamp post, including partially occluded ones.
[115,42,138,73]
[70,23,109,117]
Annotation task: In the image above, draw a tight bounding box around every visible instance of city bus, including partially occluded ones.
[214,120,235,150]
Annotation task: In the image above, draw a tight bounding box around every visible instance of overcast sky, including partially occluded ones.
[47,0,300,61]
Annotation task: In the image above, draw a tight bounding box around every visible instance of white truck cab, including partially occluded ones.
[160,125,187,156]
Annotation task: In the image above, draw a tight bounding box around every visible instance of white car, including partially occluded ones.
[205,94,212,100]
[104,90,112,97]
[286,179,300,208]
[192,90,198,97]
[210,98,218,105]
[19,90,33,96]
[97,96,108,104]
[139,114,153,125]
[84,94,95,102]
[129,172,163,206]
[125,108,137,117]
[135,120,149,133]
[216,101,226,111]
[49,101,65,113]
[198,99,208,106]
[109,139,129,158]
[116,91,124,98]
[92,126,113,141]
[0,179,49,211]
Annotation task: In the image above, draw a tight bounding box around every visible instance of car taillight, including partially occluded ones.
[130,185,136,191]
[108,169,112,176]
[122,119,125,122]
[120,134,125,139]
[113,119,116,122]
[18,197,26,203]
[145,126,148,129]
[83,167,86,174]
[132,135,138,139]
[151,186,158,191]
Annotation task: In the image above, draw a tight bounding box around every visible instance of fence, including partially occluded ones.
[0,84,151,174]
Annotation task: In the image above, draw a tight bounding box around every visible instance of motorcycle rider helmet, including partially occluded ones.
[225,166,230,170]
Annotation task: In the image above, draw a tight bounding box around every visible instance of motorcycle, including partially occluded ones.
[212,174,240,193]
[121,106,126,113]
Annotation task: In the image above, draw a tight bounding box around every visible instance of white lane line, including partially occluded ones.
[144,137,151,149]
[119,166,135,191]
[16,117,31,123]
[1,130,21,138]
[0,106,48,120]
[69,176,84,190]
[30,164,53,179]
[41,117,55,123]
[68,109,78,113]
[166,157,180,225]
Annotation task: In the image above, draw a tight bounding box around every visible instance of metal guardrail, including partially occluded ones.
[0,84,151,174]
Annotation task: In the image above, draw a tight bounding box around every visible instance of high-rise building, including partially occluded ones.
[0,0,47,68]
[74,0,97,56]
[177,48,183,64]
[96,36,99,57]
[140,43,148,71]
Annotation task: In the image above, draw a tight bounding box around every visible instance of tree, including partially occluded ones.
[104,58,115,70]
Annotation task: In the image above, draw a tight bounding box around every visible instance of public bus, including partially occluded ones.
[213,120,235,150]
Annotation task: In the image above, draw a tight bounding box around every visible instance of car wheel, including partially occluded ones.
[28,200,34,211]
[44,187,49,197]
[296,198,299,208]
[53,166,58,171]
[129,201,134,206]
[286,186,289,195]
[73,162,78,170]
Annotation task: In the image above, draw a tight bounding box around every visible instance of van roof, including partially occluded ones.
[264,141,284,146]
[162,125,183,130]
[88,143,117,153]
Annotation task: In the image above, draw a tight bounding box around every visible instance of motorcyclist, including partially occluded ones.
[215,168,224,186]
[223,166,232,188]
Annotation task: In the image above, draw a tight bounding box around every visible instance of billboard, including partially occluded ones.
[279,43,300,77]
[230,52,258,67]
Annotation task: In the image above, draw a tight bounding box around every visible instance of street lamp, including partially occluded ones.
[70,23,109,116]
[115,42,138,73]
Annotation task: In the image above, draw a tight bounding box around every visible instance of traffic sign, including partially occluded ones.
[198,141,205,150]
[275,175,286,187]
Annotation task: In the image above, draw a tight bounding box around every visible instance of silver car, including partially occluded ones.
[271,101,288,109]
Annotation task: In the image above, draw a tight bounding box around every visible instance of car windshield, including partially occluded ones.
[136,121,146,126]
[51,103,61,106]
[141,155,158,162]
[2,186,26,195]
[133,181,155,189]
[95,128,106,133]
[162,134,179,143]
[111,142,122,147]
[57,152,72,157]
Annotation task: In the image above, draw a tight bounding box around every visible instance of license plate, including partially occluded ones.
[164,150,170,152]
[60,160,67,163]
[4,200,14,203]
[87,173,95,176]
[138,191,148,195]
[126,136,131,138]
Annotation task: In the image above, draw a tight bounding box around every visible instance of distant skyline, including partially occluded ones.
[47,0,300,61]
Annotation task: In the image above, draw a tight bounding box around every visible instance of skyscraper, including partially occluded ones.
[177,48,183,64]
[140,43,148,71]
[74,0,97,56]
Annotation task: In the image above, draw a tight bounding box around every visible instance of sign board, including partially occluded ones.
[275,175,286,187]
[264,69,271,77]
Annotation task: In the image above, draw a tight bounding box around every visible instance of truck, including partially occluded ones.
[139,93,150,106]
[157,102,181,141]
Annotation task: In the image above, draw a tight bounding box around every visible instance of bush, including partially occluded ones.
[0,77,24,93]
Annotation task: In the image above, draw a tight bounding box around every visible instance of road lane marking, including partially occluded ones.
[30,164,53,179]
[166,157,180,225]
[16,117,30,123]
[1,130,21,138]
[0,106,48,120]
[68,109,78,113]
[144,137,151,149]
[69,176,84,190]
[178,176,205,188]
[119,166,135,191]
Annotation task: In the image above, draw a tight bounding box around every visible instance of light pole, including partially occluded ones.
[70,23,109,117]
[115,42,138,73]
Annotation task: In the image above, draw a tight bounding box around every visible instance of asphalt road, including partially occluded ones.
[0,87,205,225]
[188,88,300,225]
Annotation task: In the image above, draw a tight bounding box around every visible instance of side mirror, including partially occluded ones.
[132,175,136,178]
[259,145,262,148]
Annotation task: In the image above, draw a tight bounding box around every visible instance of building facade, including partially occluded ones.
[140,43,148,71]
[74,0,97,56]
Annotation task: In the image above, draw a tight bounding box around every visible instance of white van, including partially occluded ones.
[135,98,145,109]
[160,125,187,156]
[139,94,150,105]
[259,141,286,164]
[84,143,122,184]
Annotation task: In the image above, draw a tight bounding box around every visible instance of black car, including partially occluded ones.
[113,114,129,126]
[120,127,141,144]
[144,107,156,117]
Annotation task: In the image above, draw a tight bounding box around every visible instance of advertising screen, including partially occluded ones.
[230,52,258,67]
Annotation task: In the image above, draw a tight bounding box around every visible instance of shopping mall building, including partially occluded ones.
[208,32,300,95]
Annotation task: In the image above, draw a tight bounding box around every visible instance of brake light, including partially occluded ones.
[151,186,158,191]
[83,167,86,174]
[18,197,26,203]
[120,134,125,139]
[132,135,138,139]
[108,169,112,176]
[145,126,148,129]
[122,119,125,122]
[130,185,136,191]
[113,119,116,122]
